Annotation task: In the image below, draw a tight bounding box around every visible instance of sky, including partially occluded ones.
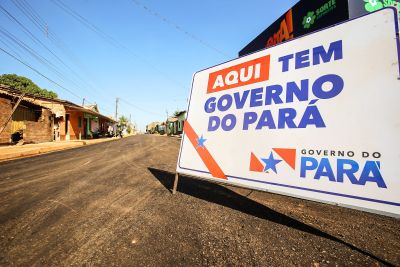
[0,0,298,130]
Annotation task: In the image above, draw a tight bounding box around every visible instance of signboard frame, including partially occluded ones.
[175,8,400,218]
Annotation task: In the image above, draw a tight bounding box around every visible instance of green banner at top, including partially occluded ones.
[349,0,400,20]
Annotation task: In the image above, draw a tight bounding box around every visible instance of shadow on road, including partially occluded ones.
[148,167,394,266]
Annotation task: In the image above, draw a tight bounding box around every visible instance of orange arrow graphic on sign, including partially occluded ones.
[183,121,227,179]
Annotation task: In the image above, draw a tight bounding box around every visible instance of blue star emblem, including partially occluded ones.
[261,152,282,173]
[196,135,207,149]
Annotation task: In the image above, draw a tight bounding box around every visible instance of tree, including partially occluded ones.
[173,110,183,117]
[119,115,129,126]
[0,74,58,99]
[118,115,133,134]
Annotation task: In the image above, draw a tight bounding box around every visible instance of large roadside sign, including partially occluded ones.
[177,9,400,218]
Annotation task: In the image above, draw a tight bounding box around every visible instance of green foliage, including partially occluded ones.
[173,110,183,117]
[118,115,129,126]
[0,74,58,99]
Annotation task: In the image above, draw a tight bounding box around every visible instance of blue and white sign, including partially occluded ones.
[177,8,400,218]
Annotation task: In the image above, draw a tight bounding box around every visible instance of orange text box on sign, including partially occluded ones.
[207,55,270,94]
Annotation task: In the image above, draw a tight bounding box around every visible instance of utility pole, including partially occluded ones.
[115,97,119,121]
[165,110,169,136]
[115,97,119,137]
[82,98,85,106]
[129,114,132,134]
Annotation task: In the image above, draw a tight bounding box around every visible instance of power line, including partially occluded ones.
[119,98,164,117]
[10,0,117,113]
[0,46,82,100]
[0,31,117,114]
[0,2,115,112]
[50,0,189,91]
[0,26,109,109]
[0,4,80,78]
[11,0,46,35]
[0,44,116,116]
[11,0,94,81]
[1,1,180,118]
[130,0,230,58]
[0,46,114,116]
[0,4,93,93]
[15,0,102,88]
[0,36,23,58]
[50,0,122,49]
[0,26,80,88]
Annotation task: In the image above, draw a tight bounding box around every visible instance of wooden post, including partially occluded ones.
[172,172,179,194]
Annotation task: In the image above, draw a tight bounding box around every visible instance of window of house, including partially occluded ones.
[78,116,82,128]
[12,106,39,122]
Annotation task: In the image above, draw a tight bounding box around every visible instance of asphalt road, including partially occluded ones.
[0,135,399,266]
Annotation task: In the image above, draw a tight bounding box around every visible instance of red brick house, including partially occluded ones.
[0,87,53,144]
[0,85,116,144]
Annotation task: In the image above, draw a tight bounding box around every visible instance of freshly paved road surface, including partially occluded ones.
[0,135,399,266]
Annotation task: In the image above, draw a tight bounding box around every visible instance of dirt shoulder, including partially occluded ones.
[0,137,119,162]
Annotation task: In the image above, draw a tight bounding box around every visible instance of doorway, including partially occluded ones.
[83,118,88,139]
[65,114,70,140]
